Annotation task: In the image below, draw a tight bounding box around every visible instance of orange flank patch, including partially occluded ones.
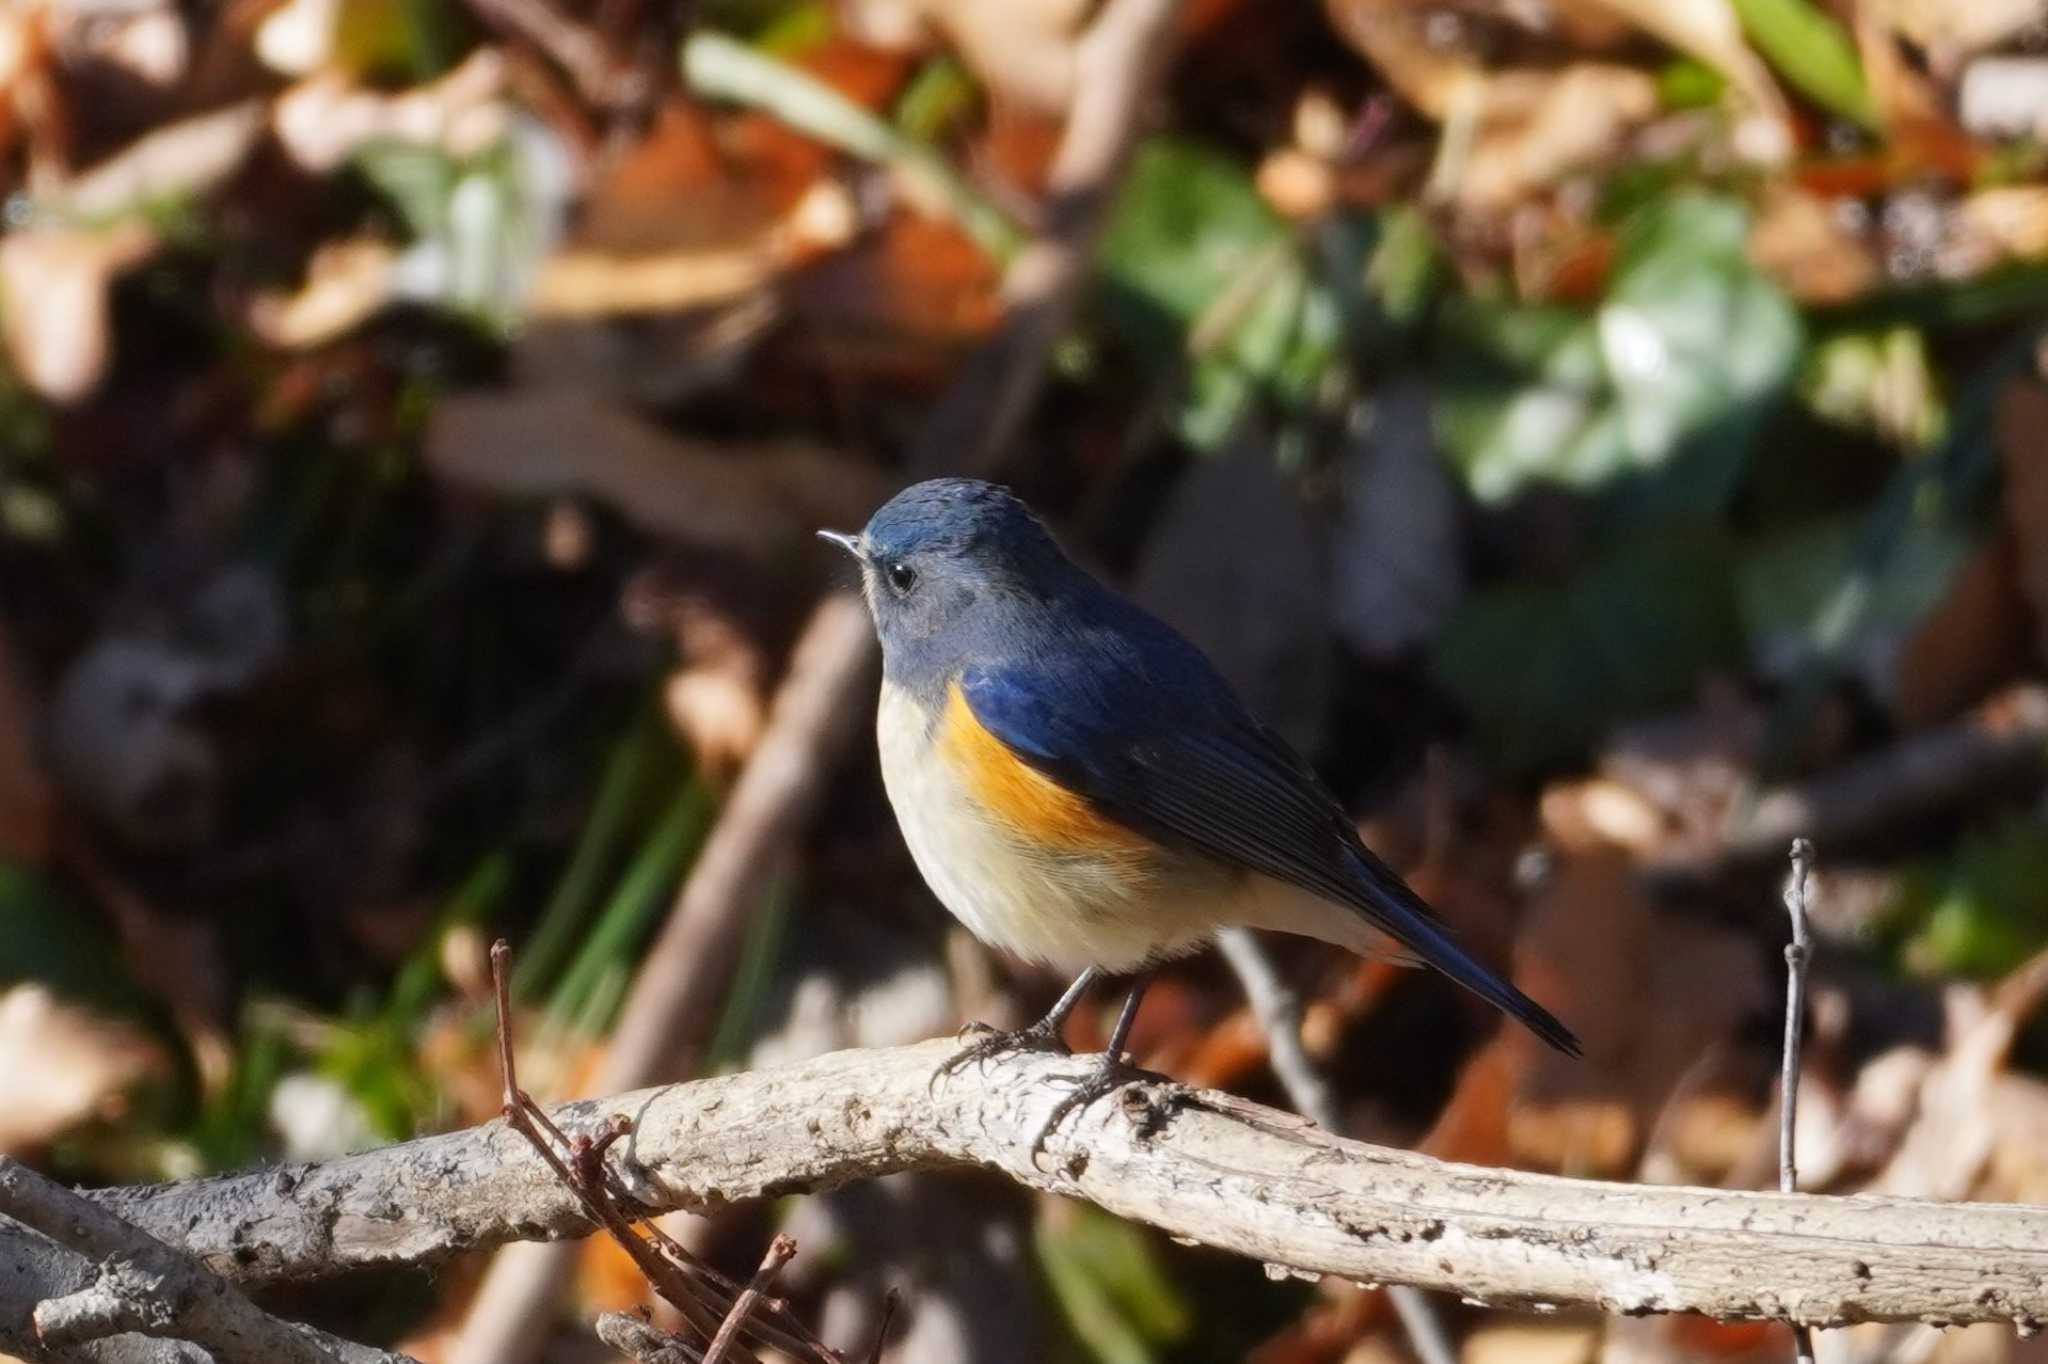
[938,684,1147,853]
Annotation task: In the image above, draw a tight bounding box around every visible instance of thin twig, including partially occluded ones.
[1779,839,1818,1364]
[703,1235,797,1364]
[1216,928,1458,1364]
[486,940,842,1364]
[863,1289,901,1364]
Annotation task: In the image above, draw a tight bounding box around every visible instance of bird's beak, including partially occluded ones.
[817,529,863,559]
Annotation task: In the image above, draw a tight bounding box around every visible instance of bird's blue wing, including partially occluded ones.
[960,641,1581,1056]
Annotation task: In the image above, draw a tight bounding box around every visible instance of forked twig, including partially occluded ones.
[703,1235,796,1364]
[489,939,852,1364]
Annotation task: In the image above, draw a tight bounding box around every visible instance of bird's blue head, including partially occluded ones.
[821,479,1079,687]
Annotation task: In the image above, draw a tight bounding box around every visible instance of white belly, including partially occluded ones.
[876,681,1219,975]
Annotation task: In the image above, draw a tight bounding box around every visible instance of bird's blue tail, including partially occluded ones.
[1348,850,1582,1056]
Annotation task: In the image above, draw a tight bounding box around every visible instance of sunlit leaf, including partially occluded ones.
[1098,138,1341,450]
[1890,820,2048,978]
[1730,0,1877,128]
[1436,193,1802,509]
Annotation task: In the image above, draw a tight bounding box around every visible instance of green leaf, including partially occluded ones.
[1098,138,1340,450]
[1435,528,1746,773]
[1889,820,2048,978]
[1436,193,1802,510]
[1730,0,1877,129]
[682,31,1020,259]
[894,56,978,143]
[1037,1204,1191,1364]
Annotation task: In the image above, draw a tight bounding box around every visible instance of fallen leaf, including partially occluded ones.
[1939,187,2048,279]
[0,984,162,1154]
[661,595,769,778]
[272,49,507,174]
[246,237,400,349]
[51,0,186,90]
[254,0,339,76]
[0,220,157,403]
[1748,186,1880,305]
[1880,0,2044,75]
[57,98,262,220]
[1459,785,1767,1176]
[530,178,856,318]
[1874,946,2048,1199]
[790,209,1002,358]
[1960,56,2048,141]
[1458,66,1662,212]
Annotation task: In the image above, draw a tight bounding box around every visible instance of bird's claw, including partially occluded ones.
[1029,1053,1132,1158]
[929,1018,1070,1092]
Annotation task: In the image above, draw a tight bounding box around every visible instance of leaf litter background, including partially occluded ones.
[3,0,2048,1359]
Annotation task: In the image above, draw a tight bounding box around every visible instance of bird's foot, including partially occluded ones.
[931,1016,1071,1088]
[1030,1051,1137,1158]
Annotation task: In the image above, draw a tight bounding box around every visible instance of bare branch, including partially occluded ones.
[0,1159,414,1364]
[78,1038,2048,1331]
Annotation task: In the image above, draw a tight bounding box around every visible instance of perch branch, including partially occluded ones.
[81,1039,2048,1332]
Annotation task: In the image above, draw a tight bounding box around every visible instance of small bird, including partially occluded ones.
[822,479,1577,1136]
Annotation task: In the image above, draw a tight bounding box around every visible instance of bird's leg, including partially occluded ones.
[1031,975,1151,1155]
[935,967,1100,1082]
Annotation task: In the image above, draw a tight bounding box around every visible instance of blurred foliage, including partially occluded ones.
[1437,193,1802,514]
[1891,821,2048,979]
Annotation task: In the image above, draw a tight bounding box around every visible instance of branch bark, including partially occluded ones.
[0,1159,415,1364]
[78,1039,2048,1332]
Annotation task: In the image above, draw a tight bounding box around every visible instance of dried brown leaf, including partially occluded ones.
[1452,66,1660,213]
[247,238,399,349]
[0,985,162,1154]
[272,49,507,173]
[530,180,855,319]
[1748,186,1880,305]
[60,98,262,219]
[0,220,156,402]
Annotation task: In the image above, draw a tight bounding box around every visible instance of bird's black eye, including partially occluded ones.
[886,561,917,595]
